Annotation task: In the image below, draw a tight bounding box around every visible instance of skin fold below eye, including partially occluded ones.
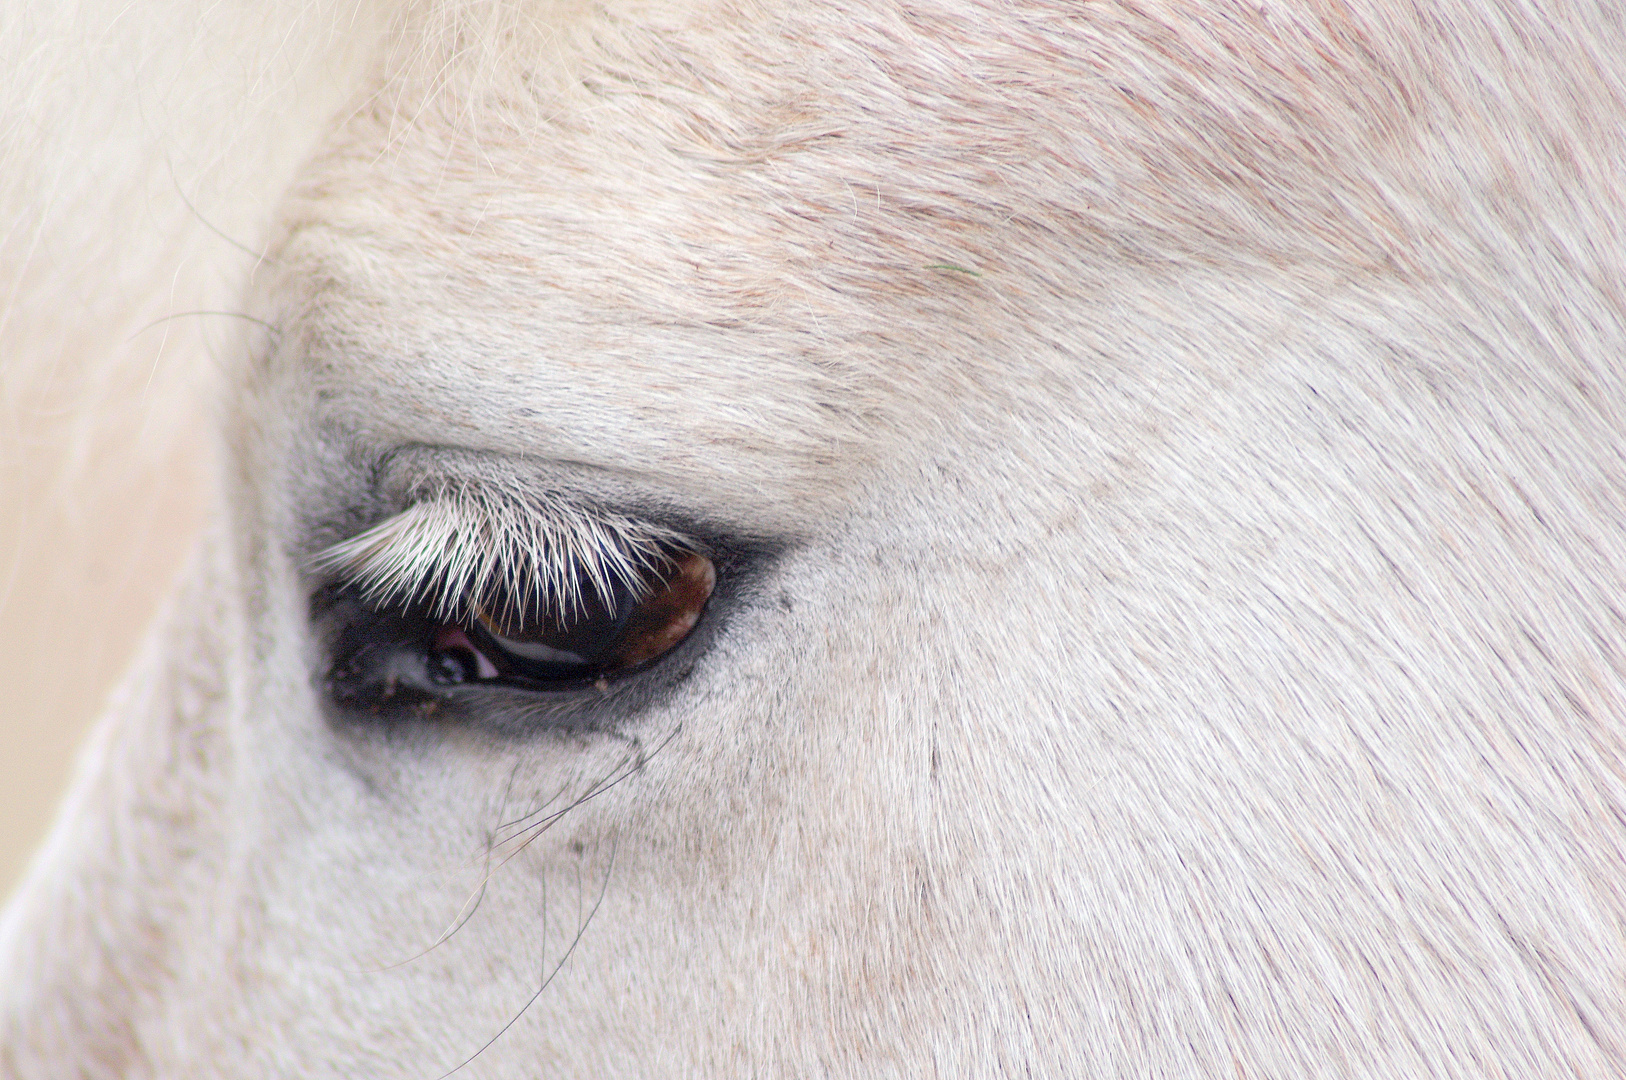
[429,551,716,687]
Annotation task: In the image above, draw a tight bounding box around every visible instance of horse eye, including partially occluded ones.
[428,551,715,688]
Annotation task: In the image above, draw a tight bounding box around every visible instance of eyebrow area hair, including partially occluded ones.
[311,479,692,625]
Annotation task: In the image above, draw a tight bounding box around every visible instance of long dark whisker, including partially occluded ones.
[371,729,668,977]
[480,757,638,875]
[496,724,681,862]
[345,877,491,976]
[439,722,672,961]
[432,837,618,1080]
[493,777,576,838]
[490,725,677,849]
[347,763,522,974]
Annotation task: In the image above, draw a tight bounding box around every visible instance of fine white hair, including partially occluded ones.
[313,481,690,624]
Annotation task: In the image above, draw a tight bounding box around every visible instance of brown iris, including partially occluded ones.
[428,551,715,687]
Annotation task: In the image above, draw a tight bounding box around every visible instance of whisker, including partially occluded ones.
[127,310,279,342]
[494,778,575,839]
[395,728,670,969]
[346,877,491,976]
[484,758,638,871]
[495,726,680,861]
[431,838,618,1080]
[347,763,522,975]
[167,154,278,266]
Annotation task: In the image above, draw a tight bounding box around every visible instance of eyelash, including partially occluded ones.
[314,494,716,710]
[313,488,687,627]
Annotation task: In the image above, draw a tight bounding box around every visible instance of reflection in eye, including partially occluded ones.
[427,551,715,688]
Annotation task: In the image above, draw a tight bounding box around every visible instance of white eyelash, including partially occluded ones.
[312,482,689,626]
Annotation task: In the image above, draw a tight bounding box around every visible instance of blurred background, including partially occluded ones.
[1,377,205,898]
[1,0,371,902]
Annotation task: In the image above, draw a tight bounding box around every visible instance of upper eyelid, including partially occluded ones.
[310,479,696,625]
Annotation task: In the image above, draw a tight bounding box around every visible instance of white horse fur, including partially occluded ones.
[4,0,1626,1074]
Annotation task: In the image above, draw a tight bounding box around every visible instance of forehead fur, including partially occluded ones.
[308,0,1421,294]
[358,0,1621,267]
[270,0,1624,503]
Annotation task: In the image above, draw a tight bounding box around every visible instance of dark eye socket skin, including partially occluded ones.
[317,547,717,719]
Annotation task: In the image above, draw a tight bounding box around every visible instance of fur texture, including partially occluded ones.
[4,0,1626,1076]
